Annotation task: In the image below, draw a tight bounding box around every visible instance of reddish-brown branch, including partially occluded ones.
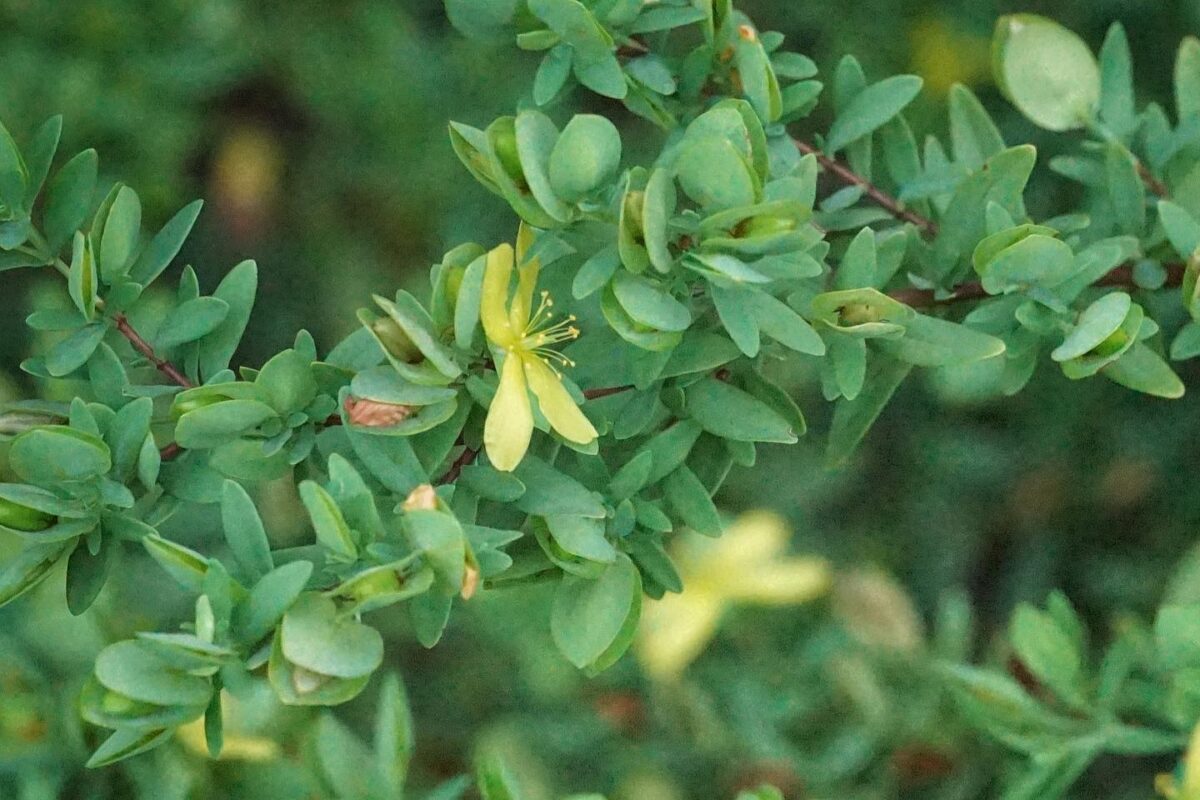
[1135,159,1170,199]
[794,140,939,238]
[437,444,479,485]
[113,314,194,389]
[583,384,634,400]
[890,261,1185,308]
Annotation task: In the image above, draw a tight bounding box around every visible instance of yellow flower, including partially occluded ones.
[175,691,281,762]
[481,225,597,471]
[636,510,830,681]
[908,16,991,96]
[1158,721,1200,799]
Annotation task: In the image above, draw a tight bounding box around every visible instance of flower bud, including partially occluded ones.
[1089,327,1131,358]
[343,395,415,427]
[491,124,525,184]
[461,562,480,600]
[0,410,65,437]
[838,303,884,326]
[171,394,227,420]
[738,214,795,238]
[370,316,423,363]
[403,484,438,512]
[0,497,56,532]
[623,190,646,239]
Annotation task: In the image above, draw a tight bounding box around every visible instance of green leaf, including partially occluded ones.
[663,466,721,536]
[1051,293,1132,362]
[949,84,1005,170]
[0,120,27,211]
[94,640,212,706]
[993,15,1100,131]
[834,226,877,290]
[512,456,607,518]
[534,45,573,106]
[549,114,622,202]
[86,728,174,769]
[642,168,676,273]
[1099,23,1136,137]
[198,260,258,381]
[42,149,98,252]
[1105,142,1145,235]
[827,358,912,467]
[675,136,759,211]
[1102,343,1185,398]
[256,348,318,414]
[977,233,1075,294]
[825,75,923,155]
[9,425,111,484]
[44,323,107,378]
[0,542,69,608]
[99,185,141,282]
[175,399,277,449]
[750,293,824,355]
[22,116,61,209]
[405,510,466,592]
[300,481,358,561]
[711,284,761,356]
[156,296,230,351]
[232,560,313,646]
[686,378,797,443]
[221,481,274,582]
[1172,321,1200,361]
[876,315,1006,367]
[129,199,203,286]
[611,272,690,332]
[733,33,782,122]
[635,419,703,485]
[374,673,415,794]
[1010,603,1084,706]
[514,110,570,222]
[65,537,113,615]
[67,232,98,320]
[573,244,620,299]
[551,553,641,669]
[108,396,153,479]
[1176,36,1200,122]
[545,514,616,562]
[143,534,209,590]
[1156,604,1200,669]
[281,593,383,678]
[1159,200,1200,258]
[477,756,525,800]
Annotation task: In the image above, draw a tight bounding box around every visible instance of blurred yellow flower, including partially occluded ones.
[636,511,831,681]
[481,225,597,471]
[1157,721,1200,799]
[176,692,280,762]
[909,16,991,96]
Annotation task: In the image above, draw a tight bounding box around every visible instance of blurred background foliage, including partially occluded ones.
[2,0,1200,798]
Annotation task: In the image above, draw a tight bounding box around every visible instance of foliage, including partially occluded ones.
[4,0,1200,798]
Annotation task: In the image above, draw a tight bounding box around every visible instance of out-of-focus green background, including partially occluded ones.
[2,1,1200,798]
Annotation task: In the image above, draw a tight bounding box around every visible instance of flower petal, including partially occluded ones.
[523,357,597,445]
[484,353,533,471]
[637,591,725,681]
[481,243,518,348]
[723,558,831,605]
[510,223,540,334]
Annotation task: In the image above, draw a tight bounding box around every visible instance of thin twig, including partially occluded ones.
[583,384,634,400]
[890,261,1185,308]
[113,314,194,389]
[794,140,939,238]
[437,445,479,485]
[1135,159,1170,199]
